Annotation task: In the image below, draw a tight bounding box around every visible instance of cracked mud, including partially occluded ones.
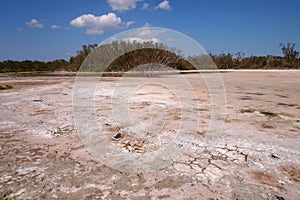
[0,71,300,199]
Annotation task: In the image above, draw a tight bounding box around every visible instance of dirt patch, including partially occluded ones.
[280,165,300,182]
[154,175,192,189]
[250,171,283,189]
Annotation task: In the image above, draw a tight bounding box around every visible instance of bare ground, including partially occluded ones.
[0,71,299,199]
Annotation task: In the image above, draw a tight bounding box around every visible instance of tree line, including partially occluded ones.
[0,59,70,73]
[211,43,300,69]
[0,42,299,73]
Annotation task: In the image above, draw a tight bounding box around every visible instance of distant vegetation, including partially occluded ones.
[0,59,70,73]
[0,42,299,73]
[211,42,300,69]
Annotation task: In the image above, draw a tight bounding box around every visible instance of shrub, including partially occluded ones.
[0,84,13,90]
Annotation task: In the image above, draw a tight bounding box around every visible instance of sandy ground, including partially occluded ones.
[0,71,299,199]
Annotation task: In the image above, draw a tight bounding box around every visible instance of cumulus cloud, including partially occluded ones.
[107,0,140,11]
[156,0,171,11]
[26,19,44,28]
[70,13,131,35]
[51,25,61,29]
[142,3,149,10]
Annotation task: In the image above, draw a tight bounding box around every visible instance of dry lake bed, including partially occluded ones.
[0,71,300,199]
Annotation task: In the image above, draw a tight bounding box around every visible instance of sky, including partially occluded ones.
[0,0,299,61]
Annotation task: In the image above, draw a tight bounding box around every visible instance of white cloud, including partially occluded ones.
[133,27,166,38]
[126,21,135,27]
[143,22,151,27]
[121,26,167,44]
[51,25,61,29]
[156,0,171,11]
[107,0,140,11]
[26,19,44,28]
[70,13,131,35]
[142,3,149,10]
[122,37,160,44]
[17,27,23,32]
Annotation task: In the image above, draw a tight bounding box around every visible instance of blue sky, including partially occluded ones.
[0,0,299,61]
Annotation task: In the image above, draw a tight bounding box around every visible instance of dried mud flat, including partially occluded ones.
[0,71,300,199]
